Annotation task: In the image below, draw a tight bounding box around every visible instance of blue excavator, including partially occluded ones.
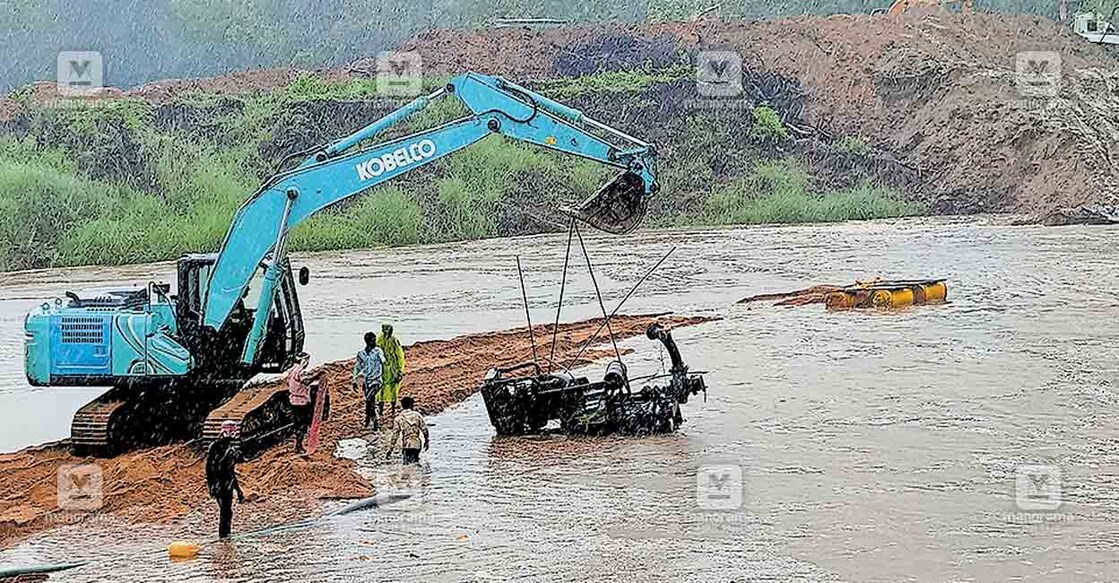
[23,73,658,455]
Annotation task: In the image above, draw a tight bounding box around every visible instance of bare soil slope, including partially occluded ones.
[400,14,1119,215]
[5,14,1115,217]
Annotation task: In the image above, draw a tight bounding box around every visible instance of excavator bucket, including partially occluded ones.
[567,171,649,235]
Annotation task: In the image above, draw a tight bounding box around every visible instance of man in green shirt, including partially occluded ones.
[377,323,406,419]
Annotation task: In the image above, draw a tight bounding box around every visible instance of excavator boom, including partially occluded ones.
[203,73,658,365]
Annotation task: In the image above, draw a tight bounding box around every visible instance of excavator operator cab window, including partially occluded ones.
[176,257,213,326]
[240,268,265,318]
[257,261,305,371]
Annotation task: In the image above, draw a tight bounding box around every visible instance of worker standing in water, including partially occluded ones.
[377,323,406,419]
[206,420,245,539]
[353,331,385,430]
[387,396,429,464]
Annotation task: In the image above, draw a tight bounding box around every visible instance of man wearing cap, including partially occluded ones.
[206,421,245,539]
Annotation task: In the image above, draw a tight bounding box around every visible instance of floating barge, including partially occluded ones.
[824,279,948,310]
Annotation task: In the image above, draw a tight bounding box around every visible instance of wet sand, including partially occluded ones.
[0,314,708,548]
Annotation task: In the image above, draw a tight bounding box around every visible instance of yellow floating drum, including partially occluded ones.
[921,281,948,303]
[824,279,947,311]
[871,287,915,309]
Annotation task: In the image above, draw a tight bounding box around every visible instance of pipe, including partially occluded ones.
[0,562,86,578]
[325,88,445,157]
[583,115,649,147]
[497,77,583,125]
[327,493,413,516]
[646,324,685,374]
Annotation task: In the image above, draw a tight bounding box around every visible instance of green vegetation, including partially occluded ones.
[0,87,627,270]
[0,74,928,271]
[289,188,423,251]
[749,106,789,142]
[0,158,126,271]
[833,136,870,157]
[697,160,926,225]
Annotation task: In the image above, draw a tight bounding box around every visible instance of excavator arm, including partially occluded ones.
[200,72,658,364]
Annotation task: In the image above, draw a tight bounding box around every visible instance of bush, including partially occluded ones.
[289,187,422,250]
[428,175,499,241]
[701,160,925,225]
[0,159,125,270]
[749,105,789,142]
[834,136,870,157]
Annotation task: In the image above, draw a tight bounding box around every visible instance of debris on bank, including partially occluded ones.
[1038,205,1119,227]
[736,285,843,307]
[739,278,948,310]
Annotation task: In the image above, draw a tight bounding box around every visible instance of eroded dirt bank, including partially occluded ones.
[0,314,710,549]
[5,14,1114,217]
[399,14,1119,216]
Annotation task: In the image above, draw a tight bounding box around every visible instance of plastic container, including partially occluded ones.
[168,541,200,559]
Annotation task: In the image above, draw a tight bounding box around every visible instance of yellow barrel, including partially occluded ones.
[168,541,200,559]
[872,288,915,309]
[921,281,947,303]
[825,292,855,310]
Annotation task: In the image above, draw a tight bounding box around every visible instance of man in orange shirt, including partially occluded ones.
[287,352,313,453]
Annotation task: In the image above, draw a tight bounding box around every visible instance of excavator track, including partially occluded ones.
[70,392,131,455]
[202,383,296,458]
[68,380,242,457]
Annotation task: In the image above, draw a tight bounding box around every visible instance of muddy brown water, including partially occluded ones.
[1,217,1118,582]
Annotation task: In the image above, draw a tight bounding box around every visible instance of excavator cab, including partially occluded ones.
[176,254,304,379]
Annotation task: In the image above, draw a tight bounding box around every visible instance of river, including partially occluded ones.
[1,217,1117,581]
